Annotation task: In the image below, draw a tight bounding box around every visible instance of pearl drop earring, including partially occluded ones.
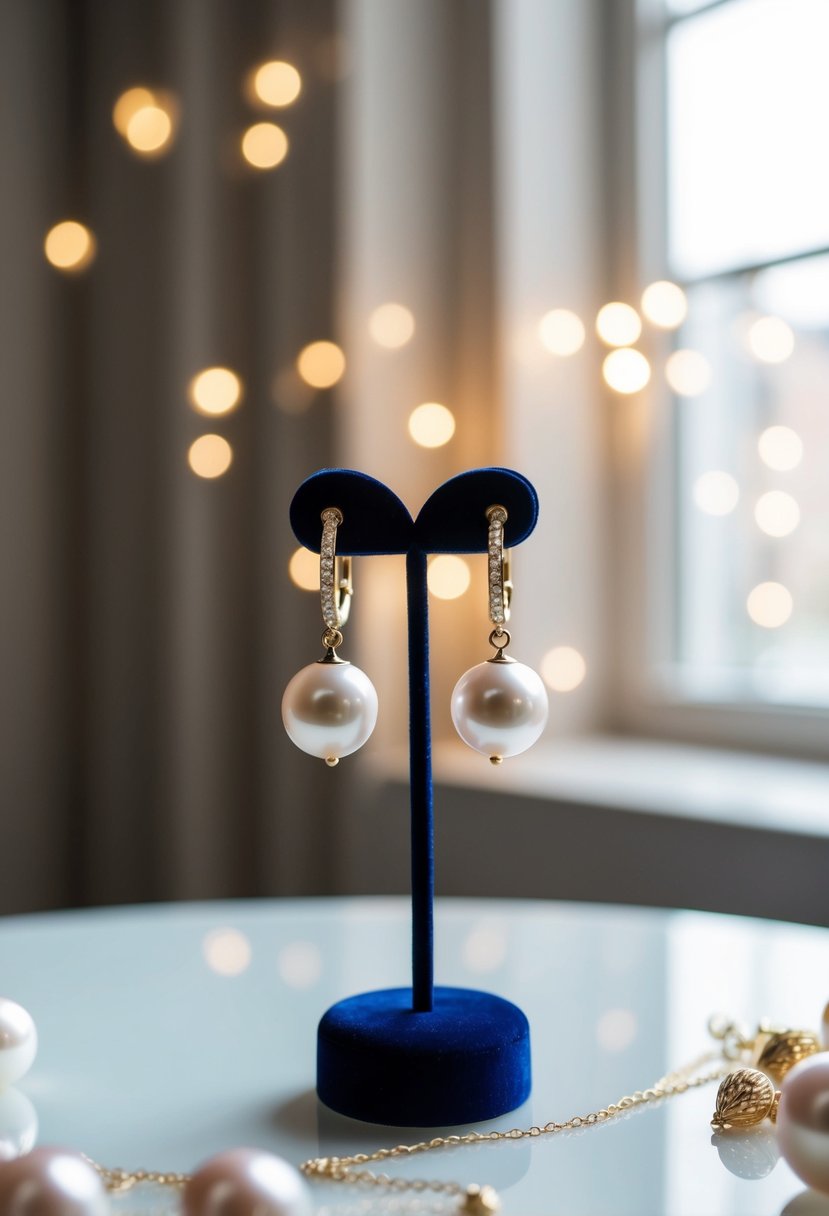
[450,505,548,764]
[282,508,378,767]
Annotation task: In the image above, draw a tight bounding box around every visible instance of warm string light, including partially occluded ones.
[747,581,793,628]
[758,425,803,471]
[539,309,585,356]
[368,303,415,349]
[241,122,289,169]
[296,341,346,389]
[44,221,96,272]
[665,349,711,397]
[596,302,642,347]
[755,490,800,538]
[113,87,178,156]
[693,471,739,516]
[641,281,687,329]
[747,316,795,364]
[602,348,650,394]
[189,367,243,416]
[408,402,455,448]
[249,61,302,108]
[188,435,233,479]
[288,548,319,591]
[540,647,586,692]
[427,555,471,599]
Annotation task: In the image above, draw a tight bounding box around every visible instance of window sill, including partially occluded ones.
[425,734,829,839]
[353,734,829,925]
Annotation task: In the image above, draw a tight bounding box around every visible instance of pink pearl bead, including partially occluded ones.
[0,1147,108,1216]
[183,1149,311,1216]
[778,1052,829,1194]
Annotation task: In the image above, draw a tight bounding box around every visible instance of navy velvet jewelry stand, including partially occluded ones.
[289,467,537,1127]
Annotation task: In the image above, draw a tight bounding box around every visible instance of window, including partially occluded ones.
[639,0,829,725]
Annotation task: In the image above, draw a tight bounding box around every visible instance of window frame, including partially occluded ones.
[611,0,829,758]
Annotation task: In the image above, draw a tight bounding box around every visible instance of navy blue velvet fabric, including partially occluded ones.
[289,469,539,1124]
[318,987,532,1126]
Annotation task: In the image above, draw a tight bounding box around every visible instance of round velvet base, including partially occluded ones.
[317,986,531,1126]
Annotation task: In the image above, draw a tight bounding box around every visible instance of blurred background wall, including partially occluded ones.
[3,0,829,922]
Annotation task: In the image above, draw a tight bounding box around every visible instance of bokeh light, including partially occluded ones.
[408,402,456,448]
[747,582,793,628]
[641,281,687,329]
[758,425,803,471]
[692,470,739,516]
[44,221,96,272]
[541,646,587,692]
[596,1008,638,1053]
[112,87,155,135]
[188,435,233,479]
[596,302,642,347]
[126,104,173,154]
[241,122,289,169]
[368,303,415,349]
[602,348,650,394]
[747,316,795,364]
[665,349,712,397]
[755,490,800,538]
[538,309,586,356]
[296,341,346,389]
[427,555,471,599]
[189,367,243,415]
[277,941,323,988]
[250,60,302,107]
[203,928,252,976]
[288,547,319,591]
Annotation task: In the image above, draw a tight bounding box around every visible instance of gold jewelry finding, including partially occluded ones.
[485,504,511,627]
[711,1068,780,1130]
[91,1014,813,1214]
[755,1028,821,1081]
[319,507,352,632]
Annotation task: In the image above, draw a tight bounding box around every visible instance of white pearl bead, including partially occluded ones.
[0,1000,37,1092]
[451,657,548,761]
[777,1051,829,1194]
[282,660,378,765]
[183,1148,312,1216]
[0,1147,109,1216]
[0,1089,38,1162]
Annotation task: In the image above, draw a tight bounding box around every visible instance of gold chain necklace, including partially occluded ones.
[86,1026,744,1215]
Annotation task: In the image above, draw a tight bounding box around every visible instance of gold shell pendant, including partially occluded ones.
[756,1030,821,1081]
[711,1068,780,1130]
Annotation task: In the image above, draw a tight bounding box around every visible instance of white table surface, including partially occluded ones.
[2,896,829,1216]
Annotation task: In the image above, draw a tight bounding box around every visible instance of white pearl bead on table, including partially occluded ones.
[282,660,378,765]
[183,1148,312,1216]
[777,1052,829,1194]
[0,1147,109,1216]
[0,999,37,1092]
[451,657,549,762]
[0,1088,38,1162]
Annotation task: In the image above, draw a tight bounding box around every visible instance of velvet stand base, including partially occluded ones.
[317,986,532,1126]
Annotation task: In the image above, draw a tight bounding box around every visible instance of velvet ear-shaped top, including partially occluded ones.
[289,468,413,555]
[414,467,538,553]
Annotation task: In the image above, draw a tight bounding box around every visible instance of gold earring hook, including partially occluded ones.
[486,504,511,629]
[320,509,353,644]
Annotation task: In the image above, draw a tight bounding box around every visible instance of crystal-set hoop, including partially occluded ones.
[450,505,548,764]
[281,508,378,767]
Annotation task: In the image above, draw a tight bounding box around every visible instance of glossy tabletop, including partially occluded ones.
[1,897,829,1216]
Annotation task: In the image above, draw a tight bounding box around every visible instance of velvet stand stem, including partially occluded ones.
[407,546,433,1012]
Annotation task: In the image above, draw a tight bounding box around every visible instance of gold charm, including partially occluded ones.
[711,1068,780,1130]
[460,1184,501,1214]
[756,1029,821,1081]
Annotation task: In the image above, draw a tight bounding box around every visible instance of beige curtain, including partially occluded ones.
[0,0,342,912]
